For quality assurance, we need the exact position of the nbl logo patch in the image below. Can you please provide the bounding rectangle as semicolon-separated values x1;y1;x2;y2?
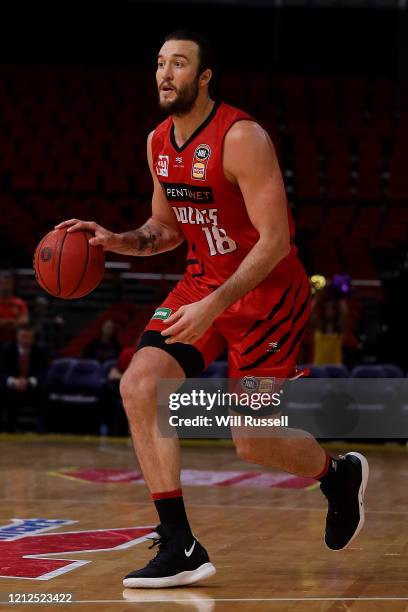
240;376;277;393
240;376;259;391
191;144;211;181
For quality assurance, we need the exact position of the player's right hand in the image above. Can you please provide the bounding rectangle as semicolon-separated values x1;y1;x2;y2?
54;219;119;251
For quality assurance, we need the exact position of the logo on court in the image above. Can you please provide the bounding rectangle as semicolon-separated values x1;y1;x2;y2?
0;518;153;580
152;307;172;321
156;155;169;177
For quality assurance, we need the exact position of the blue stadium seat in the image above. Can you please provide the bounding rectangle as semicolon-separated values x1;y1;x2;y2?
46;359;105;434
300;365;328;378
351;365;385;378
380;364;403;378
324;365;349;378
64;359;104;403
46;358;77;399
346;366;397;437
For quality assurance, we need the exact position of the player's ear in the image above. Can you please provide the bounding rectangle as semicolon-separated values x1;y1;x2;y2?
199;68;212;87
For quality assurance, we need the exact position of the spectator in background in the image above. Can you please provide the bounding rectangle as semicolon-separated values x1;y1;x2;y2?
31;296;65;357
0;271;29;344
311;279;349;366
0;323;48;432
100;346;135;436
83;319;121;363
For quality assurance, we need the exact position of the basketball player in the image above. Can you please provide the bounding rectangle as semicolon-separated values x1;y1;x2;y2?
56;31;369;588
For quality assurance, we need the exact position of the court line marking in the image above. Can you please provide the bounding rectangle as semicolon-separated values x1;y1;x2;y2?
92;597;408;601
47;470;94;484
1;432;408;454
47;468;319;490
2;597;408;604
2;499;408;516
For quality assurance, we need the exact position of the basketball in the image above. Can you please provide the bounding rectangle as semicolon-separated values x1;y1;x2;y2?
33;228;105;299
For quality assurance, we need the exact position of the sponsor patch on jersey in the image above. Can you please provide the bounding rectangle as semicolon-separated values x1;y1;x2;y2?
156;155;169;177
191;144;211;181
162;182;214;203
258;377;277;393
152;307;172;321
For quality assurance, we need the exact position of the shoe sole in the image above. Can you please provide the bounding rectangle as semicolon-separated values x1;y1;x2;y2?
326;451;369;551
122;562;216;589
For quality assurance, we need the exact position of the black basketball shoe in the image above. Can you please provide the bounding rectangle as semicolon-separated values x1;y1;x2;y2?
321;452;369;550
123;524;216;588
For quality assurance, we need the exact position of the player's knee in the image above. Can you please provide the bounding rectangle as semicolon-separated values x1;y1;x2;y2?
120;367;156;416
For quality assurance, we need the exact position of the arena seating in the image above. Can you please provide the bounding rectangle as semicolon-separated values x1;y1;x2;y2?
38;355;407;435
46;357;77;400
0;66;407;280
323;365;350;378
351;365;385;378
60;301;151;357
46;357;105;434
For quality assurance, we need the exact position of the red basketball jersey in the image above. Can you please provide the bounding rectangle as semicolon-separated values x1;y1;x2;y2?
151;101;297;287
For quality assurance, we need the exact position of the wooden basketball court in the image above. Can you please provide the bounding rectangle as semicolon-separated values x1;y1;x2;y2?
1;434;407;611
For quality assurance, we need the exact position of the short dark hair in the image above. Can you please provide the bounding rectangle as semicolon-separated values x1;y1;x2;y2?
164;30;216;76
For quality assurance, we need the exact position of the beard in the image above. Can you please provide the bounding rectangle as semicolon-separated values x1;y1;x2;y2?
158;75;200;116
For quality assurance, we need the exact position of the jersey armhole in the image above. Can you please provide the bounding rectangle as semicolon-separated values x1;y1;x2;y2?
221;117;258;186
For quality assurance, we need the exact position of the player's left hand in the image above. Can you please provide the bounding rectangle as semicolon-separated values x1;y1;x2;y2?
161;298;219;345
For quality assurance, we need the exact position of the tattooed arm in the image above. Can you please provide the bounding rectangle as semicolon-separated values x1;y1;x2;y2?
113;131;184;255
116;216;183;256
55;132;184;256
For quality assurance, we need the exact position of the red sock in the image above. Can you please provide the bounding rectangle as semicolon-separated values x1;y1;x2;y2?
151;488;182;501
314;452;332;480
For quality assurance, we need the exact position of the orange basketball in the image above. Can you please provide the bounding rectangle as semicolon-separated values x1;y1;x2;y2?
33;228;105;299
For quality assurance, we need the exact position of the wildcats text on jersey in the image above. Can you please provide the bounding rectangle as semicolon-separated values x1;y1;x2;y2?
172;206;218;225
